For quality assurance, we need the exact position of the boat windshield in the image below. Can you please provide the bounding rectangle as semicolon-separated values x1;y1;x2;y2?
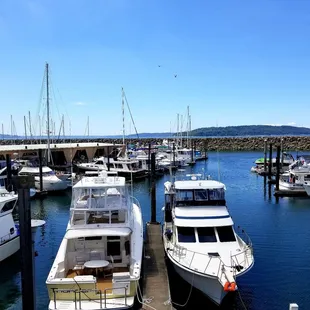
175;188;225;206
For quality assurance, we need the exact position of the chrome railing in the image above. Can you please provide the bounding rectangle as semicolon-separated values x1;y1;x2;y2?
166;235;253;282
51;286;128;309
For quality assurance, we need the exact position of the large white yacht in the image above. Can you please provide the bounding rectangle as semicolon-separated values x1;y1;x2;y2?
46;173;143;310
162;174;254;305
0;187;19;262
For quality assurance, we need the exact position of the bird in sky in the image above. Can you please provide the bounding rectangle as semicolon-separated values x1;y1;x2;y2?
174;74;177;78
158;65;161;67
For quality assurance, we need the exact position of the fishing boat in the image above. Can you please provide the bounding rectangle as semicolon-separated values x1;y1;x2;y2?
162;174;254;305
46;172;143;310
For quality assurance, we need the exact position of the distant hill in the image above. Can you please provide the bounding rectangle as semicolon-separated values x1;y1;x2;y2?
189;125;310;137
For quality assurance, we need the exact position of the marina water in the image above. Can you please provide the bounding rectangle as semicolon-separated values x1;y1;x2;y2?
1;151;310;310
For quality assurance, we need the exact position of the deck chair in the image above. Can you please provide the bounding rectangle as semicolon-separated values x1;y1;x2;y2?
73;256;85;275
90;251;102;260
104;255;114;278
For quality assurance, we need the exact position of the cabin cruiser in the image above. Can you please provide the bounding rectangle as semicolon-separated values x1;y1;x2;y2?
76;156;147;179
0;187;19;262
162;174;254;305
278;155;310;194
46;172;143;310
18;166;68;192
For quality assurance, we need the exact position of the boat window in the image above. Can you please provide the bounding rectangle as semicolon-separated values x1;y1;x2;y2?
209;188;225;200
85;236;102;241
176;190;193;201
216;226;236;242
1;200;16;213
177;227;196;242
125;240;130;255
197;227;217;242
107;236;121;256
194;189;208;201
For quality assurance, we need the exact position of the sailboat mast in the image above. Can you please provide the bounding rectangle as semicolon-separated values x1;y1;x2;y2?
122;88;125;145
24;116;27;139
1;123;4;140
46;62;51;164
187;106;189;147
28;111;33;143
87;116;90;142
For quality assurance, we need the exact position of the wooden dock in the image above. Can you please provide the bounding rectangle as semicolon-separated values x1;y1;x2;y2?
274;189;309;197
142;222;174;310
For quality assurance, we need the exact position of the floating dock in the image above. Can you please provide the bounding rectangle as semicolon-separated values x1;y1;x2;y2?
274;189;309;197
143;222;174;310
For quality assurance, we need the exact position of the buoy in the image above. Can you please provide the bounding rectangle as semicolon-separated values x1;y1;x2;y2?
224;281;237;292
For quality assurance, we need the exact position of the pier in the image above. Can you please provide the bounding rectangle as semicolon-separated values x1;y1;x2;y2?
143;222;173;310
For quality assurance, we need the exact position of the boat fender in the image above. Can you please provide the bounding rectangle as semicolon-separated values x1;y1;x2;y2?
224;281;237;292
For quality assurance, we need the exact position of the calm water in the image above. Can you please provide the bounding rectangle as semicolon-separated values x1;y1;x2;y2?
1;151;310;310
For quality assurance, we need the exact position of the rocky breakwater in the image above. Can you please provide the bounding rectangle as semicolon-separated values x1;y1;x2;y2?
1;136;310;151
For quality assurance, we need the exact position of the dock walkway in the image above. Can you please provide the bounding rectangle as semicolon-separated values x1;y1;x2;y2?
142;222;174;310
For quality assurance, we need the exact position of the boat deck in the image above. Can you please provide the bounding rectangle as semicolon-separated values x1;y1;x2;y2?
66;267;129;292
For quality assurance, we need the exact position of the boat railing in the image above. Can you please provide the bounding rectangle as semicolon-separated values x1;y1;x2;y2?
51;286;128;309
166;238;252;282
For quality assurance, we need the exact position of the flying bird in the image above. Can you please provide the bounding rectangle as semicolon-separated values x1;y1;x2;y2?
158;65;161;67
174;74;177;78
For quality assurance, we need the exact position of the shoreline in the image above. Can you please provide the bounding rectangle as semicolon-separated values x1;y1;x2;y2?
1;136;310;151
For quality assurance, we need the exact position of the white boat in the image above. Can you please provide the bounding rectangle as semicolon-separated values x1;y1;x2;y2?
77;156;147;179
0;187;19;262
46;172;143;310
19;166;68;192
278;155;310;194
162;174;254;305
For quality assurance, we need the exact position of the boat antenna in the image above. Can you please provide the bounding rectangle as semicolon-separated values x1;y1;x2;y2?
122;87;125;146
216;122;221;181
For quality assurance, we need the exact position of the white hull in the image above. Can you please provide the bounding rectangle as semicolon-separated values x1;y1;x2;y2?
279;182;305;193
34;177;67;191
0;236;20;262
304;184;310;196
171;258;226;305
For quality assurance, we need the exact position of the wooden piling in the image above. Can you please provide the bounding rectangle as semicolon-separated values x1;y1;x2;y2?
15;175;36;310
263;139;267;173
38;149;43;192
276;145;281;191
268;143;272;180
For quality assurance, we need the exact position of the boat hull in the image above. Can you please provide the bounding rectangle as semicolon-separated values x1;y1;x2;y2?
0;236;20;262
171;259;227;305
304;183;310;196
34;178;67;191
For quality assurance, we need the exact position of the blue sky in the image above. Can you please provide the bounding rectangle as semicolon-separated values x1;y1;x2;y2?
1;0;310;136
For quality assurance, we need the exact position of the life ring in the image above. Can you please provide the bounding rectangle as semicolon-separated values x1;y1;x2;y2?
224;281;237;292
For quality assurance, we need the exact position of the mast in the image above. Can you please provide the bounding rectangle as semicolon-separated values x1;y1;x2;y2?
122;87;125;145
24;116;27;139
1;123;4;140
180;114;183;148
28;111;32;143
87;116;90;142
10;115;13;144
46;62;51;164
187;106;189;148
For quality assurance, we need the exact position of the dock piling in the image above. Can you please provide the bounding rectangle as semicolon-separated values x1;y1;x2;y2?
263;139;267;173
275;145;281;191
5;154;12;191
268;143;272;180
15;175;36;310
150;153;156;223
38;149;43;192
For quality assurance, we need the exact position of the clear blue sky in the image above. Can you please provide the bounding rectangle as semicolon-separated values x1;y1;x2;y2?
1;0;310;136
